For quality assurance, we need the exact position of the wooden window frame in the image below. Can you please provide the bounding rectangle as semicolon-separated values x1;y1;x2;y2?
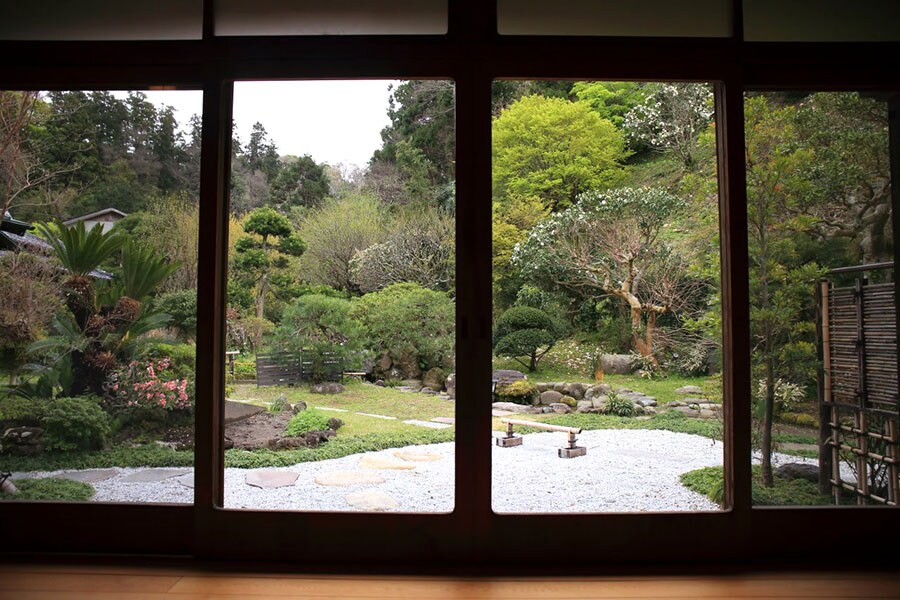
1;0;898;567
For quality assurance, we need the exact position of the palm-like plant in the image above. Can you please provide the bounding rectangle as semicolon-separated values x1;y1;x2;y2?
36;221;125;326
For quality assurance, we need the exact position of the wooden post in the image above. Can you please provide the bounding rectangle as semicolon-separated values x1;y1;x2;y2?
818;280;834;496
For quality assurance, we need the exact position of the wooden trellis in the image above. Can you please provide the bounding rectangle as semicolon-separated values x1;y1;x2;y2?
818;263;899;506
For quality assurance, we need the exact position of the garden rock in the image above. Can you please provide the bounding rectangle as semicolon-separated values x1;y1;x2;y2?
60;469;118;483
775;463;820;483
445;373;456;399
420;387;438;394
224;400;264;424
493;370;526;385
675;385;705;395
552;382;566;392
422;367;446;391
491;402;541;414
245;470;299;489
535;383;549;393
271;437;308;450
600;354;635;375
310;382;345;395
591;395;609;410
584;384;611;402
374;379;386;387
576;400;593;413
549;403;571;414
327;418;344;430
540;390;563;405
387;367;403;380
345;489;399;511
121;469;190;483
376;353;393;373
1;426;44;455
394;352;422;378
562;382;585;400
359;454;416;470
559;395;577;408
292;401;308;413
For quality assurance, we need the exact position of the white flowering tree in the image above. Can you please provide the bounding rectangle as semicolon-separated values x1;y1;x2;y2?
512;187;697;362
623;83;713;170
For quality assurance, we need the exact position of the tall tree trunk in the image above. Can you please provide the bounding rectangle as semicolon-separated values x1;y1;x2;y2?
256;272;267;319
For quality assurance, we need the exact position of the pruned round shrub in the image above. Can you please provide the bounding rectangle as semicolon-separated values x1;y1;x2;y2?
779;412;817;428
494;380;538;405
600;393;636;417
0;395;46;427
284;409;332;437
351;283;455;375
42;396;111;452
153;290;198;340
493;306;565;372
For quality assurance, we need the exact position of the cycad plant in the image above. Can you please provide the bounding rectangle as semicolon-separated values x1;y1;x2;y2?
36;221;125;327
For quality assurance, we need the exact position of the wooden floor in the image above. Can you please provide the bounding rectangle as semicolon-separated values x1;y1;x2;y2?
0;563;898;599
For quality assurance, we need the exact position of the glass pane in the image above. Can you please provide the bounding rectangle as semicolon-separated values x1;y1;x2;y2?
497;0;731;37
224;80;456;512
216;0;447;36
745;91;897;507
0;0;202;41
744;0;900;42
491;80;724;512
1;89;202;503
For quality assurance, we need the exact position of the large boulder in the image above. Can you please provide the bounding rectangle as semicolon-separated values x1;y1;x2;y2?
375;353;393;373
775;463;819;483
492;370;526;385
491;402;541;414
310;382;345;395
422;367;446;391
576;400;593;413
393;351;422;379
446;373;456;399
1;426;44;456
562;382;586;400
675;385;704;395
539;390;563;405
600;354;635;375
584;383;612;402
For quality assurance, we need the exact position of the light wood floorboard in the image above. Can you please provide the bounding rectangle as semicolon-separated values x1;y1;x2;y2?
0;564;897;599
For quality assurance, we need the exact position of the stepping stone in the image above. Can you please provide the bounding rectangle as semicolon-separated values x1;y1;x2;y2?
245;470;299;489
492;409;513;417
314;406;349;413
120;469;190;483
177;473;194;489
356;412;397;420
393;450;442;462
345;490;400;511
59;469;118;483
224;399;264;424
315;471;386;487
431;417;455;424
359;455;416;470
402;419;451;429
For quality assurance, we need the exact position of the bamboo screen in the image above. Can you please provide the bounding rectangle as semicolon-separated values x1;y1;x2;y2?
821;276;899;505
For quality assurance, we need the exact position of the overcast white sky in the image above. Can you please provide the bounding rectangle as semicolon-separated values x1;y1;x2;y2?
137;80;398;170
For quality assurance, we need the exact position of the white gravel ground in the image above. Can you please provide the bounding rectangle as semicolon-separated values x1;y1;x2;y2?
11;429;828;512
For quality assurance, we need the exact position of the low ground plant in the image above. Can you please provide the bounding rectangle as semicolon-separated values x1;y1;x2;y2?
0;477;95;501
284;409;332;436
680;465;834;506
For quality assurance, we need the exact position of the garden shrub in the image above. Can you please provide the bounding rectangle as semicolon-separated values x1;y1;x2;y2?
153;290;197;340
351;282;455;373
779;412;817;428
0;477;94;501
494;379;537;405
106;358;192;419
273;294;369;380
0;395;46;426
601;393;636;417
493;306;566;372
680;465;832;507
284;408;332;437
42;396;111;452
141;342;196;378
755;377;806;415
